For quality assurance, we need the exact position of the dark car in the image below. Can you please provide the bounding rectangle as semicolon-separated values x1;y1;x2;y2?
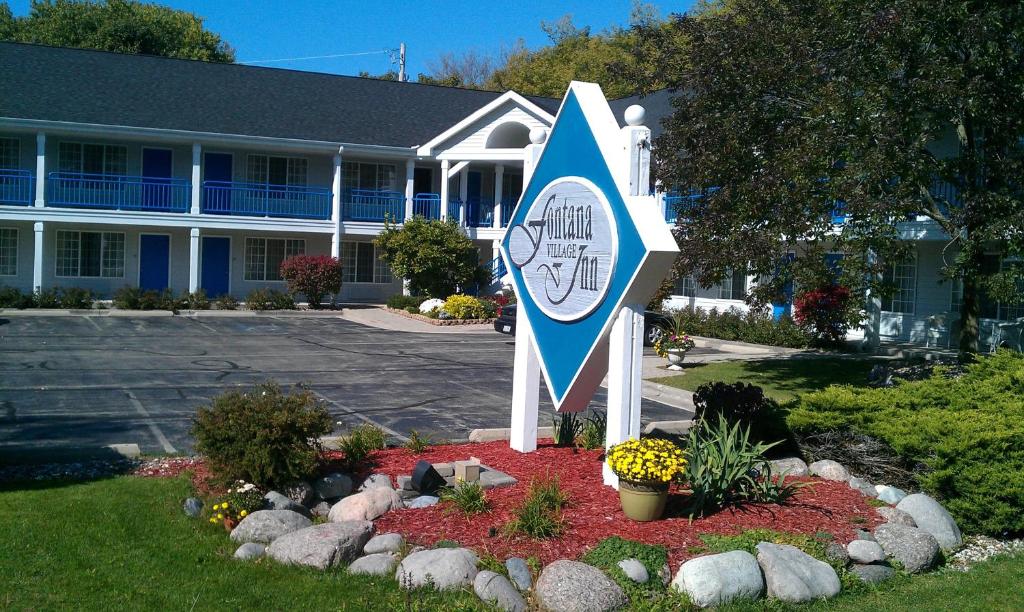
494;303;672;347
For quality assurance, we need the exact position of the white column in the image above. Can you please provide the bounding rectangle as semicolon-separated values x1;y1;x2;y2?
523;129;546;184
492;164;504;229
32;222;44;290
34;133;45;208
190;143;201;215
458;166;468;226
189;228;200;293
439;160;450;221
603;304;645;486
510;311;541;452
404;159;415;221
863;249;882;350
332;150;343;259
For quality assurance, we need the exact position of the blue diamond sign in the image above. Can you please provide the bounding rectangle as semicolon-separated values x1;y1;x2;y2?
500;82;679;413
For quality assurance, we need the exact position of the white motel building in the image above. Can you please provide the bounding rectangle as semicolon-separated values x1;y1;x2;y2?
0;42;1019;348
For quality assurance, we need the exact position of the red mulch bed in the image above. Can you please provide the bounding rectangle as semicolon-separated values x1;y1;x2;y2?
370;440;883;567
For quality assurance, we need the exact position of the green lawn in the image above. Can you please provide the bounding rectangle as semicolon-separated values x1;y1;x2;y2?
654;357;883;402
2;474;1022;611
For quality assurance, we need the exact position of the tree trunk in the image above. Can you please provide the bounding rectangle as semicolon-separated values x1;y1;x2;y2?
959;242;982;354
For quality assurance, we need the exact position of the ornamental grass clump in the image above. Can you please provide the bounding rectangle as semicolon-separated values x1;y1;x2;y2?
606;437;687;485
504;475;568;539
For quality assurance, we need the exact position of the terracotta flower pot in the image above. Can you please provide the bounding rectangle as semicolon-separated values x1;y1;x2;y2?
618;480;669;522
222;516;238;532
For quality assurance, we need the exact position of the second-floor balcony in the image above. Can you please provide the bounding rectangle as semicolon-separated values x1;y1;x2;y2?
48;172;191;213
412;193;442;220
0;169;33;206
343;188;404;222
203;181;332;220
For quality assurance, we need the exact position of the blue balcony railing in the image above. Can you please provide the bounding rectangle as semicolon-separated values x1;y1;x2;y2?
500;198;517;227
488;256;507;282
0;169;33;206
203;181;331;220
466;197;495;228
447;198;463;222
412;193;441;219
48;172;190;212
344;188;403;222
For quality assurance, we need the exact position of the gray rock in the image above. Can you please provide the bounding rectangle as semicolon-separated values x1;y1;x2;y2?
396;547;479;590
617;558;649;583
479;467;518;489
535;560;627;612
264;490;312;518
359;473;394;491
896;493;963;550
809;460;850;481
314;472;353;500
877;506;917;527
824;542;849;567
873;524;941;573
671;550;764;608
847;540;886;564
756;542;841;603
364;532;404;555
658;563;671;586
856;529;876;542
349;552;399;576
183;497;203;518
233;542;266;561
474;570;528;612
848;476;878;497
769;457;809;477
431;463;455;477
267;521;374;570
505;557;532;591
850;564;895;584
396;475;414;491
329;488;403;522
311;501;332;518
283;481;315;506
405;495;440;509
875;485;908;505
230;509;312;544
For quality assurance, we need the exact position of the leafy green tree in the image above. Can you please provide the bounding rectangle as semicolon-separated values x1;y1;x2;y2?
374;217;487;299
642;0;1024;353
1;0;233;62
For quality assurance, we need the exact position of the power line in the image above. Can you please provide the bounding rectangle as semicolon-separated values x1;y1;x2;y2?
238;49;390;65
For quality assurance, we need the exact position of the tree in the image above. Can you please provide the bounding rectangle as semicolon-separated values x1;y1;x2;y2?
418;49;496;89
374;217;487;299
1;0;233;62
642;0;1024;353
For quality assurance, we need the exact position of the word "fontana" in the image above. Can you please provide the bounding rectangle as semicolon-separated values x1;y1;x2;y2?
545;200;593;241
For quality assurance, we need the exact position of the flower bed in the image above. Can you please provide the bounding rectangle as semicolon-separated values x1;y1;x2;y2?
385;307;495;326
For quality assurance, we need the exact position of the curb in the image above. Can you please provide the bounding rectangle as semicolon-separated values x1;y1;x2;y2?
0;442;141;465
468;426;555;443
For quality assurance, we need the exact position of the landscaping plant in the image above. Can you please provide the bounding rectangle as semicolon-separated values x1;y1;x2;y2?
666;306;810;348
191;382;333;488
692;381;790;447
440;480;489;516
33;287;61;308
181;289;210;310
0;286;33;308
245;288;295;311
578;410;607;450
793;284;858;346
404;429;430;454
386;294;428;310
551;411;581;447
214;293;239;310
337;424;387;469
57;286;94;309
374;216;488;298
606;437;687;485
279;255;342;309
503;475;568;539
441;294;490;320
208;480;264;528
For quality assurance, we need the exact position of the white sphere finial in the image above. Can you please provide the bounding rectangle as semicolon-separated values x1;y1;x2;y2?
529;127;548;145
624;104;646;127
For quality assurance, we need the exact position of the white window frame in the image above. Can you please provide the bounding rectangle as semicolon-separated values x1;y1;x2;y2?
882;255;918;314
0;227;17;276
342;241;393;284
245;154;308;187
342;161;398;192
57;141;128;175
674;274;696;298
243;237;305;282
719;268;746;300
54;230;125;278
0;137;19;170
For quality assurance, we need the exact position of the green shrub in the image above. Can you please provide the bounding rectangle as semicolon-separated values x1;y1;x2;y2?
582;537;669;599
58;287;94;309
0;286;33;308
666;306;810;348
279;255;342;309
181;289;210;310
440;480;489;515
404;305;418;314
245;288;295;311
503;476;567;539
191;382;333;487
578;410;607;450
552;412;581;447
442;294;489;319
112;286;142;309
692;381;790;448
337;424;387;468
404;429;430;454
386;294;428;310
788;350;1024;536
214;293;239;310
34;288;61;308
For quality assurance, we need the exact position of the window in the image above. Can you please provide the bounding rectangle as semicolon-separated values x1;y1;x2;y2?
954;257;1024;320
58;142;127;175
246;155;308;186
0;138;18;170
342;161;397;192
244;237;305;281
882;256;917;314
342;242;393;283
0;228;17;275
674;274;696;298
55;230;124;277
719;269;746;300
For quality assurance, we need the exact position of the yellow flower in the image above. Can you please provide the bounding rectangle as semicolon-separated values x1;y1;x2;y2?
240;510;247;517
209;517;216;523
217;513;223;519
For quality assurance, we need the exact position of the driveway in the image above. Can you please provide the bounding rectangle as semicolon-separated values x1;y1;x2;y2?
0;313;696;458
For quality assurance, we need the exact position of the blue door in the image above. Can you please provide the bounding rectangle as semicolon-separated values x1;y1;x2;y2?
203;153;233;214
467;171;483;225
772;253;796;320
201;236;230;297
142;148;173;211
139;234;170;291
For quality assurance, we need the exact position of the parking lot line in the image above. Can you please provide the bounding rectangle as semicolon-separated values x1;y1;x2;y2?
311;390;410;444
123;388;178;454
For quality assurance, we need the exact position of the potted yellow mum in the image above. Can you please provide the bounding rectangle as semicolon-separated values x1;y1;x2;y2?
606;437;687;521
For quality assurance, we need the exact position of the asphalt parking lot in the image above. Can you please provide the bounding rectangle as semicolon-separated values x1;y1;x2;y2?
0;313;696;458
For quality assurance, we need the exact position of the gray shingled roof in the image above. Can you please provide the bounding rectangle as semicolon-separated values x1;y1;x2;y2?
609;88;676;140
0;41;562;148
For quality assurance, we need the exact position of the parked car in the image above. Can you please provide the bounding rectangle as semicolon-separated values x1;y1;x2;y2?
494;303;672;348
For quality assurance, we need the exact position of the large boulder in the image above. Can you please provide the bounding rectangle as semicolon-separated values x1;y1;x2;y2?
233;542;266;561
349;552;400;576
755;542;841;604
896;494;963;550
849;564;895;585
358;473;395;491
877;506;917;527
396;548;479;590
768;457;809;478
314;472;353;500
264;490;312;518
267;521;374;570
474;570;528;612
671;550;764;608
329;488;403;522
808;460;850;481
873;524;941;573
875;485;908;505
847;540;885;564
848;477;878;497
535;560;627;612
229;509;311;544
364;533;404;555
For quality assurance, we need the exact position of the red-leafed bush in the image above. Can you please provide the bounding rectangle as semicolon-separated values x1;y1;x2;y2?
793;284;856;345
280;255;343;309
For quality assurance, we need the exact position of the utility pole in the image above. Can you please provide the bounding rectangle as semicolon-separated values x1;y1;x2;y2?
398;42;406;82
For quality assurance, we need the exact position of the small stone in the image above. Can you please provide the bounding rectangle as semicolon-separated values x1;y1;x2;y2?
405;495;440;509
474;570;528;612
850;563;895;584
358;473;394;491
431;462;455;478
311;501;332;518
756;542;841;603
896;493;963;550
396;547;479;590
479;467;518;490
875;485;908;505
505;557;532;591
396;475;414;491
183;497;203;518
233;542;266;561
848;476;878;497
617;558;649;583
329;488;403;522
267;521;374;570
536;560;627;612
809;460;850;481
349;552;399;576
768;457;809;477
364;533;404;555
847;540;886;564
824;542;849;567
877;506;917;527
672;550;764;608
314;473;353;500
264;490;312;518
873;524;941;574
230;509;312;544
283;481;315;506
856;529;876;542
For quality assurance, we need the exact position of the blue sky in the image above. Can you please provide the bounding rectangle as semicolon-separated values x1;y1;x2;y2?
9;1;696;77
